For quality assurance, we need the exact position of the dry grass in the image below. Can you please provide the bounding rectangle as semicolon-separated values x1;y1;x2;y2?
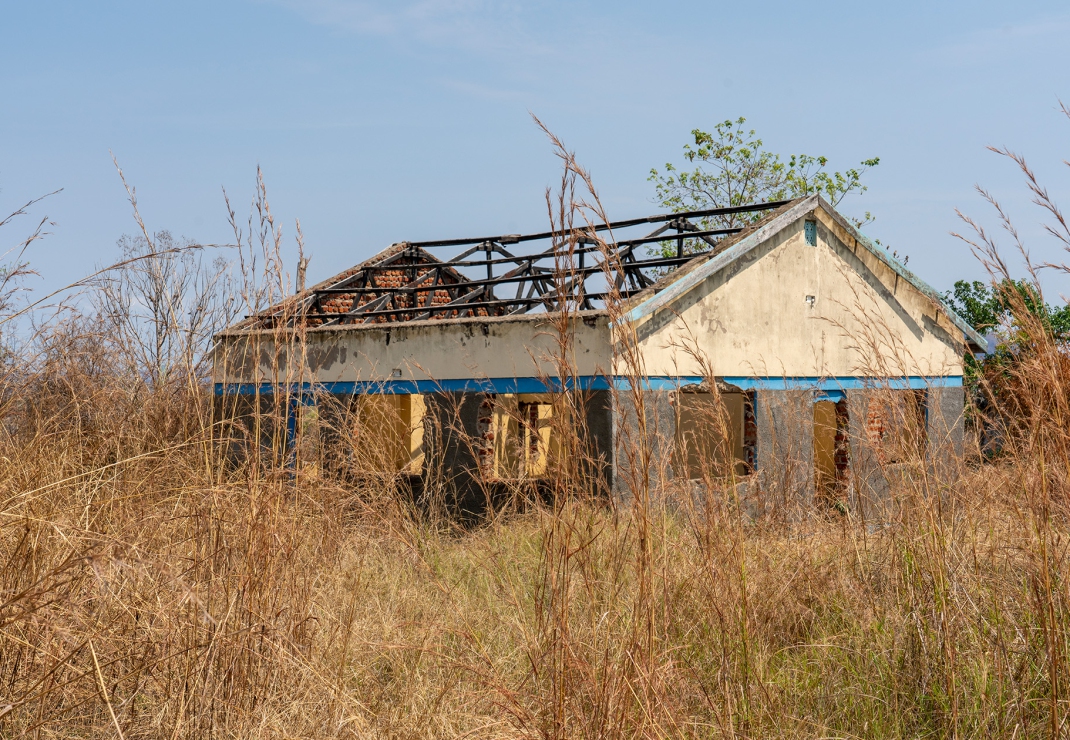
3;134;1070;739
3;428;1068;739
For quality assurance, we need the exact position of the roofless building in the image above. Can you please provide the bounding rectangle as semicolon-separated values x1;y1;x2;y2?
213;195;983;516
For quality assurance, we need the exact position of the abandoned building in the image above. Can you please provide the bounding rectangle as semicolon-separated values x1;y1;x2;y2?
213;194;985;515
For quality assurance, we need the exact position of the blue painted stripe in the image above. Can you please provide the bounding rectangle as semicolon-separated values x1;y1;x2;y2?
640;375;963;391
215;376;614;396
215;375;962;396
778;375;959;390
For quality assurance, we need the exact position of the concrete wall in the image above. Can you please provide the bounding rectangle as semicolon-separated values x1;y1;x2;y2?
753;389;815;515
846;386;966;522
927;386;965;482
845;389;892;521
213;391;285;467
626;204;964;380
421;391;488;517
611;389;675;501
581;389;615;495
214;311;613;387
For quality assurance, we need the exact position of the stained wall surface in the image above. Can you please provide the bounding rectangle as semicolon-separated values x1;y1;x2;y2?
215;312;613;387
216;204;966;389
625;204;965;380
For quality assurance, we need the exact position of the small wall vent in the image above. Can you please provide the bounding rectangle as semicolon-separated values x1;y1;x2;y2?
804;220;817;246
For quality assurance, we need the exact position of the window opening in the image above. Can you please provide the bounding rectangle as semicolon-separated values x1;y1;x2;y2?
866;389;927;465
675;390;750;480
293;395;322;473
833;399;850;485
351;393;426;474
480;394;558;480
743;390;758;474
476;395;496;476
814;398;850;501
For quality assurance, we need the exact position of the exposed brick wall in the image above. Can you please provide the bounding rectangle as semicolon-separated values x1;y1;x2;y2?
742;390;757;473
305;246;503;325
866;400;888;464
834;399;850;484
865;390;927;465
476;396;495;475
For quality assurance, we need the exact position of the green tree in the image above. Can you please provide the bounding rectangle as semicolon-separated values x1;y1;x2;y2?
649;117;879;256
944;278;1070;430
944;278;1070;345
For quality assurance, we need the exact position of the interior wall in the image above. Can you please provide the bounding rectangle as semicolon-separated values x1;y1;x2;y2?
328;393;426;474
482;393;559;480
813;400;838;492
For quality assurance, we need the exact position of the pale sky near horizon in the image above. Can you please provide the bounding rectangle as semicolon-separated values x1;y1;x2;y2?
2;1;1070;307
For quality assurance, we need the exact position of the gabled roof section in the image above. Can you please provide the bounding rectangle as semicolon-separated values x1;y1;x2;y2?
234;199;791;329
621;195;986;351
231;195;982;350
239;244;485;329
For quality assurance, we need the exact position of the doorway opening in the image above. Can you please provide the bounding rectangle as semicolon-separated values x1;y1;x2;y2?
814;397;849;502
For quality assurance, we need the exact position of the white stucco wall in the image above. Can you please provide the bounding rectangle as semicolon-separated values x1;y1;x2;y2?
215;311;614;385
625;204;964;379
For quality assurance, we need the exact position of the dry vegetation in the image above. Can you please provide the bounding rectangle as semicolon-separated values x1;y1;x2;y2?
3;135;1070;739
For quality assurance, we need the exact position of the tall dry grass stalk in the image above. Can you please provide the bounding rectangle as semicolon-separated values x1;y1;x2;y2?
2;124;1070;739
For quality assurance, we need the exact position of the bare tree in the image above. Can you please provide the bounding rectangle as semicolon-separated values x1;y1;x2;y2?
93;231;238;389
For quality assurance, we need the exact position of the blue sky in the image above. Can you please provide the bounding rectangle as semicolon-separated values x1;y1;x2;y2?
2;1;1070;302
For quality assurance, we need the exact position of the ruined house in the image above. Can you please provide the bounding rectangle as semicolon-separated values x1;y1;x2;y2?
213;194;984;515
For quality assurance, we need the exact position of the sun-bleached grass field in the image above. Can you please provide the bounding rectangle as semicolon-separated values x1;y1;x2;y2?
3;134;1070;739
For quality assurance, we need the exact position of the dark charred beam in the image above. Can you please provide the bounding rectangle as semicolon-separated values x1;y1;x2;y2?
301;294;626;322
405;285;489;323
441;226;737;268
408;200;785;248
253;200;792;327
320;246;415;293
303;227;728;302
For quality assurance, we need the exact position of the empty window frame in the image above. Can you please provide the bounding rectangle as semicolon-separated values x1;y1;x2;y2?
348;393;426;474
477;393;560;479
674;390;750;479
866;389;927;465
291;395;322;471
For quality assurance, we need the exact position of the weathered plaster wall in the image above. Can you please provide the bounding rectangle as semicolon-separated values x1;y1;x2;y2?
217;204;964;389
215;312;613;386
754;389;815;513
611;389;675;501
627;205;964;380
927;387;965;482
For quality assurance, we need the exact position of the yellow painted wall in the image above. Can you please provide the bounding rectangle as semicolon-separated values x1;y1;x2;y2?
813;400;837;493
487;393;557;479
349;394;425;474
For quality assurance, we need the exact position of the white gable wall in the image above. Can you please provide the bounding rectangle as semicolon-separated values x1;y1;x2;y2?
625;205;964;380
